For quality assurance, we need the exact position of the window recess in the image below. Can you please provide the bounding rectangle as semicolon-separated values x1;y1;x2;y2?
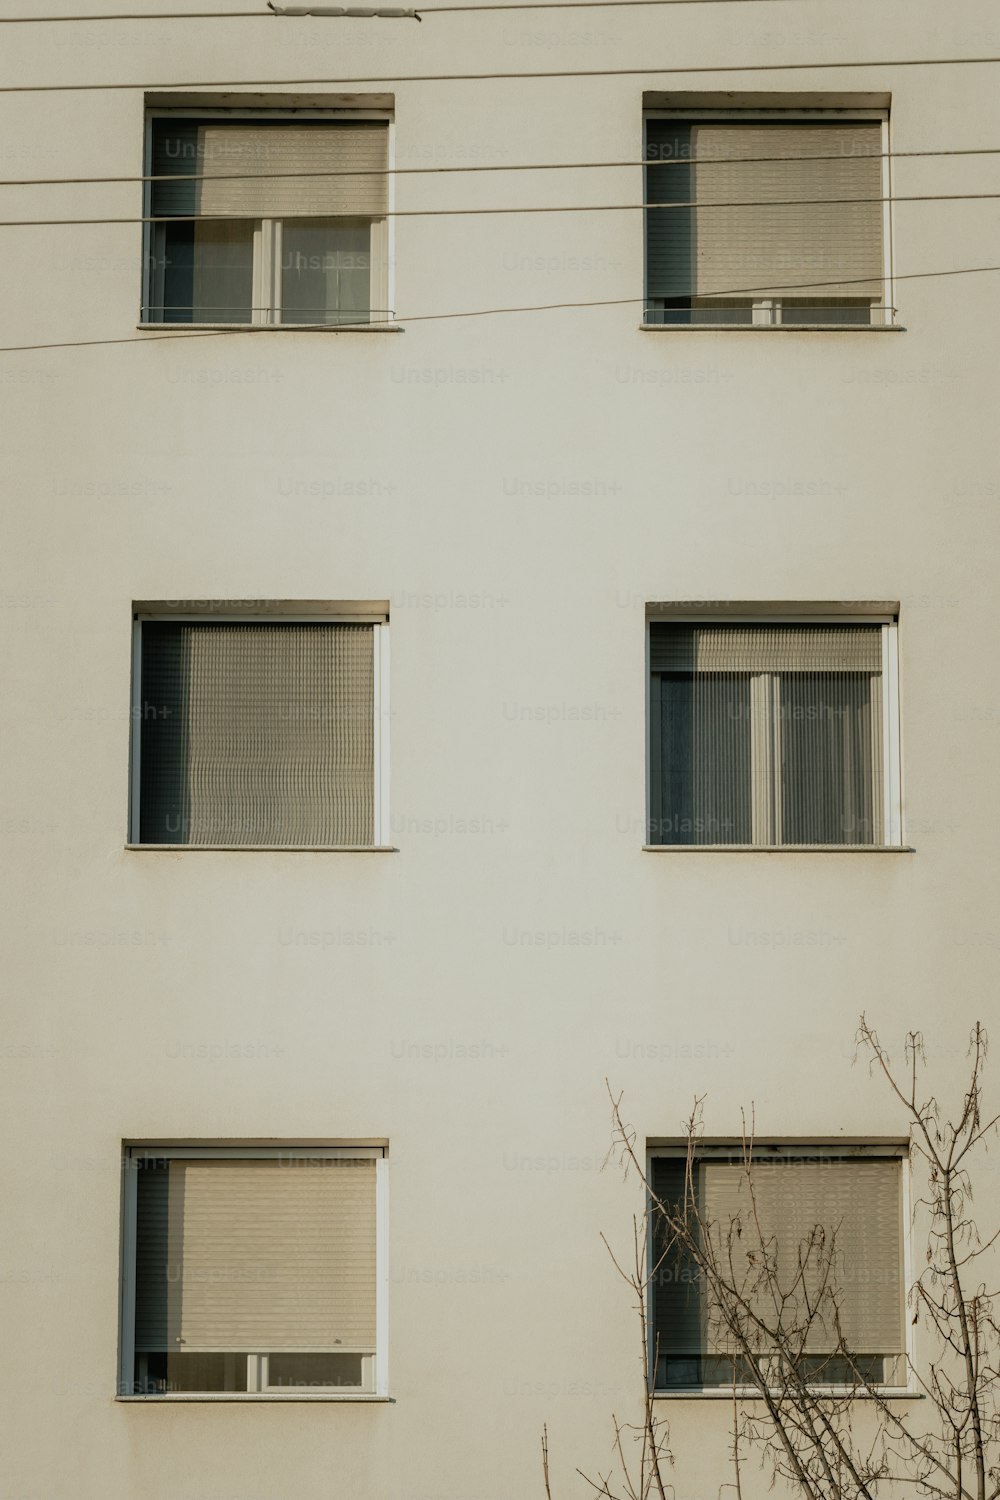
647;620;901;847
130;613;389;848
644;116;891;327
649;1149;907;1393
144;117;391;326
121;1148;386;1397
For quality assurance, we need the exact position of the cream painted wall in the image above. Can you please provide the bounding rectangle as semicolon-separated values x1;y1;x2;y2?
2;3;1000;1497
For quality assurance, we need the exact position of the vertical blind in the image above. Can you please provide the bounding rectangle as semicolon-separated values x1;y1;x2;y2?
650;624;884;846
151;120;389;219
645;120;884;302
134;1158;378;1354
139;621;375;846
651;1157;903;1361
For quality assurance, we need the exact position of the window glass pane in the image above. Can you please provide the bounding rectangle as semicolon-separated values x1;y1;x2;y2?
137;1352;250;1394
780;300;873;326
657;1354;754;1389
156;219;255;324
155;221;194;324
646;298;755;326
796;1354;891;1386
691;299;755;325
644;297;690;326
280;218;372;325
192;220;255;323
779;672;876;844
657;673;752;844
267;1352;366;1389
656;1353;892;1390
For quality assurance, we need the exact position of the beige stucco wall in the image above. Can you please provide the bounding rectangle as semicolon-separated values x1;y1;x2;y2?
3;4;1000;1497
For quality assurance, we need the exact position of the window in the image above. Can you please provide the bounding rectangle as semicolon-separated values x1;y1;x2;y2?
120;1147;386;1397
647;617;901;847
145;114;390;325
644;111;890;326
649;1148;906;1391
130;608;389;847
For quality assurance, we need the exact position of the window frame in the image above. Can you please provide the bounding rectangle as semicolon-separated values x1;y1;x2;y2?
645;1142;913;1397
128;607;391;849
642;106;894;329
118;1144;389;1401
141;106;394;328
645;612;903;849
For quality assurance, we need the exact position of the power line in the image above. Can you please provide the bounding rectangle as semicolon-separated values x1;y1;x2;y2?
1;260;998;353
4;144;999;190
400;0;861;9
4;190;1000;226
0;8;267;17
0;0;888;21
1;56;999;93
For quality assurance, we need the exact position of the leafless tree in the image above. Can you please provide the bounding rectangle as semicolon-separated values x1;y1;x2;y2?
859;1018;1000;1500
545;1018;1000;1500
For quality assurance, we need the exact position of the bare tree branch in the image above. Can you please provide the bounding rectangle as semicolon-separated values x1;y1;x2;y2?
545;1019;999;1500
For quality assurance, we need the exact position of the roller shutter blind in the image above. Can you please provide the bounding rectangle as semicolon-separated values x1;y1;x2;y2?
652;1157;903;1362
702;1159;903;1355
650;624;882;673
646;120;884;302
134;1158;378;1354
151;121;389;219
138;621;375;847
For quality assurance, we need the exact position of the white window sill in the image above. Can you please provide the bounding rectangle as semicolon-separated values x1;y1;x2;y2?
125;844;398;853
642;844;913;854
654;1388;922;1401
640;323;904;334
117;1393;393;1403
137;322;404;334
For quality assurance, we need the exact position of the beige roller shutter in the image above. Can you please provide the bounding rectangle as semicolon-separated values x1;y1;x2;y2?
139;621;375;847
144;1158;379;1354
689;122;884;301
197;123;388;217
700;1157;903;1356
650;624;883;674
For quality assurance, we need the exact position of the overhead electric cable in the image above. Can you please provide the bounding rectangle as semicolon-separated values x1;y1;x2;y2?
1;260;999;353
0;0;899;21
1;55;999;94
3;144;999;189
4;189;1000;226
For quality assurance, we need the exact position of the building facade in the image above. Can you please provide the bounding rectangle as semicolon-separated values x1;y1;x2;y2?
3;3;1000;1497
